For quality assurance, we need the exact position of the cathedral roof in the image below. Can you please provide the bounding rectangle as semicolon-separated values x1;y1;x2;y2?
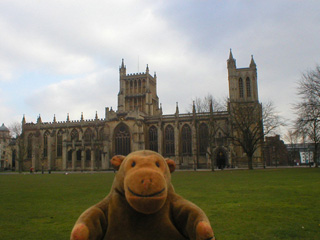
0;123;9;132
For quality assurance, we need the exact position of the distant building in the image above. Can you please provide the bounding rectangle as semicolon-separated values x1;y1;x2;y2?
286;142;317;166
0;123;11;170
264;135;289;166
11;51;263;171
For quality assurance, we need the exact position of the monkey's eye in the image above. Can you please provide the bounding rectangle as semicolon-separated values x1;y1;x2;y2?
156;161;160;168
131;161;136;167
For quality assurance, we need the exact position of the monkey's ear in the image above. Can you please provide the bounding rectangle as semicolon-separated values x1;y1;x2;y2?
165;158;176;173
111;155;125;170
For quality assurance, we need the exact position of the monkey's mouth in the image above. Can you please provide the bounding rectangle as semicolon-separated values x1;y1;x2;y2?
128;187;165;198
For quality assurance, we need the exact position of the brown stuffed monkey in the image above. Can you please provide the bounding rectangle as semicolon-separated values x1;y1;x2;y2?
70;150;215;240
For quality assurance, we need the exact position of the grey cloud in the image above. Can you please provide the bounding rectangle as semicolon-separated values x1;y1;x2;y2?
0;0;320;132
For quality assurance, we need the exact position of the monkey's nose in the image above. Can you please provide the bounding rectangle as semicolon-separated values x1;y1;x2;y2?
141;178;153;190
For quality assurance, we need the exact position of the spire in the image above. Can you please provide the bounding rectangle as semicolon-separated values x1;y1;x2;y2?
227;48;236;69
229;48;234;60
37;114;42;124
175;102;179;115
192;101;196;114
95;111;98;120
67;113;70;122
250;55;256;69
53;114;56;123
146;64;149;74
22;114;26;125
121;58;125;69
81;112;84;121
119;58;126;75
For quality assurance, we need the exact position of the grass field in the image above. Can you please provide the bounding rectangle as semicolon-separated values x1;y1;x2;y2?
0;168;319;240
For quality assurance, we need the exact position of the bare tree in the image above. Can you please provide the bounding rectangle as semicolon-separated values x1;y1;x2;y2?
190;94;227;171
283;129;299;166
226;101;283;170
9;122;27;173
9;122;22;138
190;94;283;170
294;65;320;167
294;66;320;167
190;94;226;113
206;109;227;171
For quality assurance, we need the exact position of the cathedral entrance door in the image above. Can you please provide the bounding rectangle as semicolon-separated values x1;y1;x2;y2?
217;151;226;169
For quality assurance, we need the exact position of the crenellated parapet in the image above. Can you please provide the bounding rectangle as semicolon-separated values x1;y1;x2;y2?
23;117;106;131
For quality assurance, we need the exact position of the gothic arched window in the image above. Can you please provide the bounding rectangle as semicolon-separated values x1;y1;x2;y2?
246;77;251;97
199;123;208;155
67;150;72;168
95;149;102;169
239;78;244;98
27;133;33;159
71;129;79;141
99;128;105;141
164;125;175;156
67;150;72;162
130;81;133;94
84;128;93;142
138;79;142;93
76;149;81;168
148;126;158;152
85;149;91;168
57;130;63;157
43;131;50;158
134;80;137;93
181;124;192;156
86;149;91;161
114;124;131;155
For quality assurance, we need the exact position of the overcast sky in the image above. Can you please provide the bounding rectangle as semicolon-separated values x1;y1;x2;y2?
1;0;320;133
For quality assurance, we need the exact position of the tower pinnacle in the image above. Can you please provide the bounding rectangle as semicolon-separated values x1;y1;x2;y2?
250;55;256;69
227;49;236;69
22;114;26;125
229;48;234;60
175;102;179;115
121;58;125;69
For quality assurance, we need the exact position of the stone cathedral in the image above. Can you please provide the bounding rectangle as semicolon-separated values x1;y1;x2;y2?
16;51;263;171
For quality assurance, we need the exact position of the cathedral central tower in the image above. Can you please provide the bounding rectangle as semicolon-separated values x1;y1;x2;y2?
117;59;160;116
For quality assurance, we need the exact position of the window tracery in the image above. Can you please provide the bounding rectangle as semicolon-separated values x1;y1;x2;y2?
246;77;251;97
164;125;174;156
115;124;131;155
148;126;158;152
239;78;244;98
181;125;192;156
199;123;208;155
57;130;63;157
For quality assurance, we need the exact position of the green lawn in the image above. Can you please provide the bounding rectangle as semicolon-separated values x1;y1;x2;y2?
0;168;319;239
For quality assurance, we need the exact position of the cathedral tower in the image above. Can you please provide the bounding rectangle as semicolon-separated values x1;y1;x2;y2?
227;49;258;103
117;59;160;116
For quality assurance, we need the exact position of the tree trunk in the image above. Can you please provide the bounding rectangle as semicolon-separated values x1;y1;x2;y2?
314;146;319;168
210;154;215;172
248;155;253;170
